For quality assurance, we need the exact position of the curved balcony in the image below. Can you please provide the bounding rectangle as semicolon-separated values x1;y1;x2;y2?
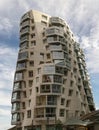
50;17;65;27
46;27;64;37
20;27;30;36
21;13;30;23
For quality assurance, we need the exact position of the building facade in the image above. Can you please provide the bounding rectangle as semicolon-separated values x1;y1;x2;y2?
11;10;95;130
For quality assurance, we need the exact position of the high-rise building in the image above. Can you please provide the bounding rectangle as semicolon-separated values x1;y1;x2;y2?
11;10;95;130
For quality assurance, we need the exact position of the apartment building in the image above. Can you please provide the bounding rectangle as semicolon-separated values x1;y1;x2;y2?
11;10;95;130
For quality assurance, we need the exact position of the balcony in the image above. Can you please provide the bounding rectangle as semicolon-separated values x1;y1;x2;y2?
18;52;28;62
16;62;26;71
50;17;65;26
21;13;30;22
20;35;29;43
13;82;22;91
20;27;30;36
20;20;30;28
46;27;64;37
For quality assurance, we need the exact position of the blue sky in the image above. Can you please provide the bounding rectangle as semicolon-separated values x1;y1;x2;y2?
0;0;99;129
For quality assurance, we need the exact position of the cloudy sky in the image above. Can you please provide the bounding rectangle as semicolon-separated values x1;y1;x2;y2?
0;0;99;129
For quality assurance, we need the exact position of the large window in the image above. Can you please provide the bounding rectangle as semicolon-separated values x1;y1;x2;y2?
53;75;62;83
12;102;20;111
18;52;28;59
52;84;61;93
17;62;26;69
12;92;20;100
13;82;21;90
41;85;50;93
47;95;57;105
60;109;65;117
15;72;23;81
12;113;20;122
46;108;56;117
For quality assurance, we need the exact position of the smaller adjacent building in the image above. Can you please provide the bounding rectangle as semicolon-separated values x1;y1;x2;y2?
63;110;99;130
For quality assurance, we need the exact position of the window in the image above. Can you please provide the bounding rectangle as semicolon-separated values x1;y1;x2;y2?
41;21;47;26
12;92;20;100
22;102;25;109
46;53;50;59
61;98;65;105
30;52;34;56
38;68;41;74
32;26;35;30
47;96;57;105
66;100;71;107
13;82;21;90
29;80;33;87
36;77;39;83
18;52;28;59
68;90;73;96
40;53;44;60
62;87;65;94
28;100;31;107
17;62;26;69
29;89;32;95
60;109;65;117
15;72;23;81
23;91;26;98
70;80;74;87
31;40;36;46
27;110;31;118
41;85;50;93
52;84;61;93
29;71;33;77
31;33;35;38
29;61;34;66
36;87;39;93
42;15;47;20
12;102;20;111
46;108;56;117
12;113;20;122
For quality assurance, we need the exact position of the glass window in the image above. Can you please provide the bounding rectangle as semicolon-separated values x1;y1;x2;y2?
17;62;26;69
66;100;71;107
42;75;53;82
15;72;23;81
53;75;62;83
52;84;61;93
41;85;50;93
61;98;65;105
12;92;20;100
27;110;31;118
13;82;21;90
18;52;28;59
29;61;34;66
46;108;56;117
29;80;33;87
47;95;57;105
68;90;73;96
60;109;65;117
29;71;33;77
12;102;20;111
42;15;47;20
41;21;47;26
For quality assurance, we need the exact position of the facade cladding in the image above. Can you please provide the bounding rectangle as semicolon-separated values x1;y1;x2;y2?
11;10;95;130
